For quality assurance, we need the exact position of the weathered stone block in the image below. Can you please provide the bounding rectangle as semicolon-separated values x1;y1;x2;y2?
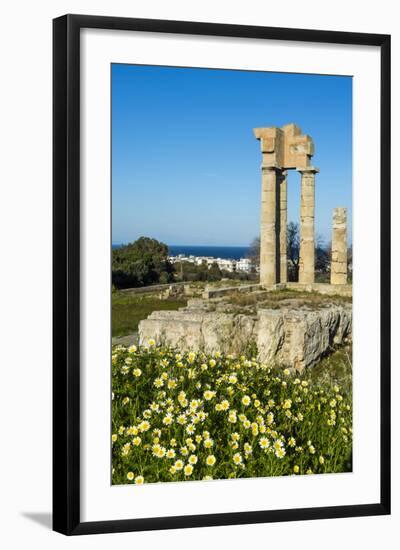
138;302;352;372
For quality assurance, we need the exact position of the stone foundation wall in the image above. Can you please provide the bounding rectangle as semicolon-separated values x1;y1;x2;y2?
202;284;261;299
138;302;352;372
285;282;352;297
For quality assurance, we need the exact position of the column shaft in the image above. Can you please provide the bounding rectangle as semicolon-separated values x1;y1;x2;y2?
331;207;348;285
260;166;279;285
279;171;288;283
299;168;317;284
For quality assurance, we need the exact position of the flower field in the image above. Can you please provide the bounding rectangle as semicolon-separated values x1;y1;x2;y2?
112;341;352;485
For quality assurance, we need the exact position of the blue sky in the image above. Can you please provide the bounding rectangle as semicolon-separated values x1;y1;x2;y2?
112;64;352;246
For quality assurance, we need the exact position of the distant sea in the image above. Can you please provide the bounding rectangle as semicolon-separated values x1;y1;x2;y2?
112;244;250;260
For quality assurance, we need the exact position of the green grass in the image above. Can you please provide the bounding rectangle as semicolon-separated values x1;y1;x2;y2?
226;288;351;310
112;293;187;337
306;343;352;396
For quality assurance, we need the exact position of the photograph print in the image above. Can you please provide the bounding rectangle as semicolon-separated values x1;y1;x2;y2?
111;64;353;486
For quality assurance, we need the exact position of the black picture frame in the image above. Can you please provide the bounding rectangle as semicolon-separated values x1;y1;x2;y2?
53;14;391;535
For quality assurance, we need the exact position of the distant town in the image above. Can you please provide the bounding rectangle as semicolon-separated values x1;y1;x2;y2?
168;254;257;273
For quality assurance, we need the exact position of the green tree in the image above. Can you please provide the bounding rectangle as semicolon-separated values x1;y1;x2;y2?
112;237;175;289
287;221;300;281
207;262;222;281
247;236;260;267
315;233;330;275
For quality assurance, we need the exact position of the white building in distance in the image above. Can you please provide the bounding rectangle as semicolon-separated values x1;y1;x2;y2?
168;254;252;274
236;258;252;272
169;255;235;271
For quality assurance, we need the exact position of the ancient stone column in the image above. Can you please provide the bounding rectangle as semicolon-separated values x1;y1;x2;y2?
331;207;348;285
260;166;279;285
279;171;288;283
298;167;318;284
254;124;315;286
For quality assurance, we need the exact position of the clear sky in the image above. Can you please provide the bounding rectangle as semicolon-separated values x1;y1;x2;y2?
112;64;352;247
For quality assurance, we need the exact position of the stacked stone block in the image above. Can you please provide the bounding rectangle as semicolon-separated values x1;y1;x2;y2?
331;207;348;285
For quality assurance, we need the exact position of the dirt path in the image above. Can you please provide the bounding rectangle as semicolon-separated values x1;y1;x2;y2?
112;332;138;347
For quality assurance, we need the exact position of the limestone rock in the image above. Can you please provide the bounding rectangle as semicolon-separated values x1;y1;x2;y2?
138;302;352;372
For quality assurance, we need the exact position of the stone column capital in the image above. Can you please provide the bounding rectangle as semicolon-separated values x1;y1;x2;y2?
261;164;283;172
297;166;319;174
333;206;347;219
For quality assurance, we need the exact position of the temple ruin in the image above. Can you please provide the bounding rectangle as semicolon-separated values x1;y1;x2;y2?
253;123;348;286
137;122;352;370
